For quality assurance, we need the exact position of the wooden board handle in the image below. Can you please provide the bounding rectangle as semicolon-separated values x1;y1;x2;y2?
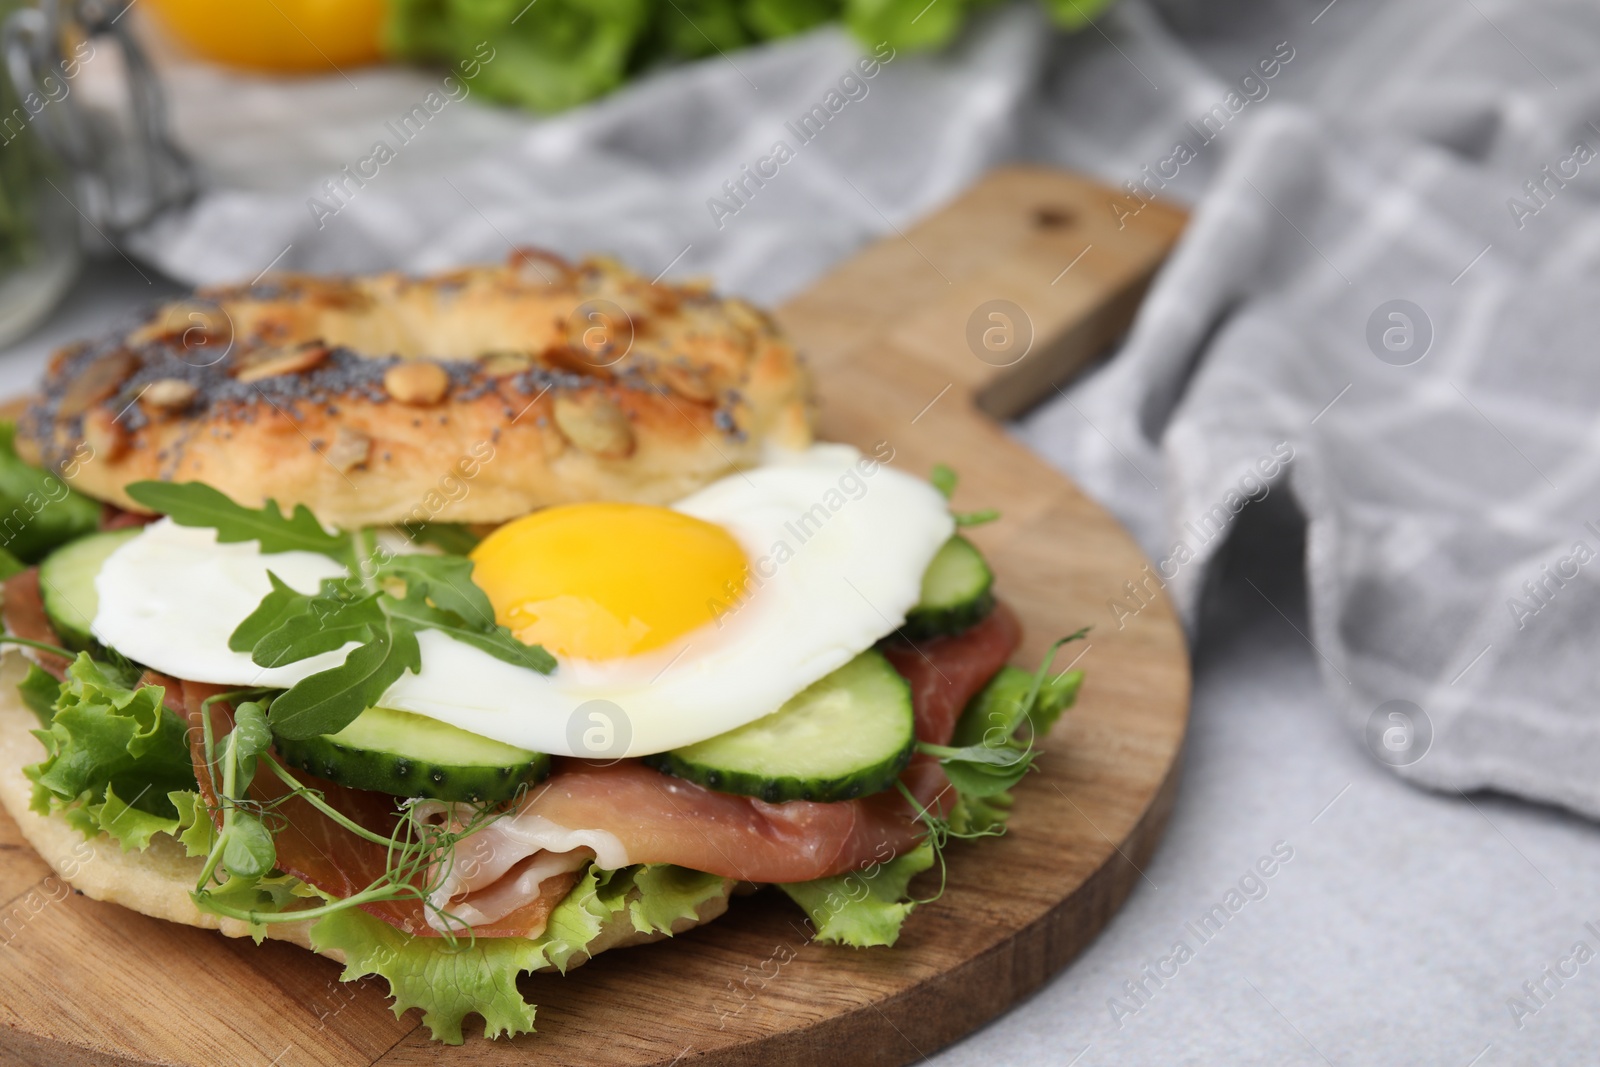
779;166;1187;420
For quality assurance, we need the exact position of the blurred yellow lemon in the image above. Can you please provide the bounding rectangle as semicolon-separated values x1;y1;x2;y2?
145;0;386;72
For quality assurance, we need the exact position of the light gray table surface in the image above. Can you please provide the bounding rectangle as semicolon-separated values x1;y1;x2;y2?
4;259;1597;1066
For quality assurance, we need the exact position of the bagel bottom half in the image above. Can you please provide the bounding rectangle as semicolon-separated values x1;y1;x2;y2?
0;654;733;974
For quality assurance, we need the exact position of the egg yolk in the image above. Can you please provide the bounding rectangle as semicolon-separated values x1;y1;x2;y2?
469;503;748;661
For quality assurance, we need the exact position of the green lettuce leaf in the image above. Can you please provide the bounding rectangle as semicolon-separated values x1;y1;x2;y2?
64;782;183;851
625;864;728;934
381;0;1118;115
648;0;749;59
169;788;218;857
947;786;1014;837
948;664;1082;749
310;863;728;1044
934;660;1084;834
17;662;60;726
779;841;934;948
312;906;551;1045
62;784;214;855
26;654;198;847
845;0;966;52
385;0;652;114
0;422;100;563
741;0;841;39
1042;0;1114;29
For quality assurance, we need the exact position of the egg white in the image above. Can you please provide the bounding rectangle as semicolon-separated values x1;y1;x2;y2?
91;522;355;687
90;444;954;757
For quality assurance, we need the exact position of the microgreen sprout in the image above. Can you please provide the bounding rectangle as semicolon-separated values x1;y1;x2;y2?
187;692;515;944
903;627;1090;901
927;463;1001;526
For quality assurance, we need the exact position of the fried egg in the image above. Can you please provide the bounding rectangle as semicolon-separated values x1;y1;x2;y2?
91;444;953;757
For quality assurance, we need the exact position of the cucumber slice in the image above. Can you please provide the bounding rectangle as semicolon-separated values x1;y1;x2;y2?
37;528;142;650
272;706;551;804
645;650;914;803
902;534;994;640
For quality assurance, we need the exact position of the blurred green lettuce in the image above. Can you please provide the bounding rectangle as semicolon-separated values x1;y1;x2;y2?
384;0;1116;112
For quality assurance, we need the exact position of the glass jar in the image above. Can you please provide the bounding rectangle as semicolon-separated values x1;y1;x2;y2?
0;0;192;346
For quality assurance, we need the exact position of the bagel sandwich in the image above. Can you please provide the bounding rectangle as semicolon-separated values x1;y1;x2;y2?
0;253;1082;1045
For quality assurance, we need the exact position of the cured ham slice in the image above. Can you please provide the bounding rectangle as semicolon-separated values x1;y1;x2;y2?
2;570;72;679
99;503;159;531
431;606;1022;922
178;680;578;939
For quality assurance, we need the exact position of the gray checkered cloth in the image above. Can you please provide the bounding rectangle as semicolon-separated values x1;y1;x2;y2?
126;0;1600;816
1024;0;1600;821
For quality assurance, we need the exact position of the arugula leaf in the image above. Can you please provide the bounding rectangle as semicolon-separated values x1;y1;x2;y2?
780;841;935;947
25;654;198;841
251;585;549;736
228;572;326;653
126;481;350;561
382;589;556;675
268;628;421;740
436;624;559;676
139;478;557;735
249;588;384;668
399;522;482;555
238;554;552;737
954;508;1000;528
309;863;729;1044
377;553;498;629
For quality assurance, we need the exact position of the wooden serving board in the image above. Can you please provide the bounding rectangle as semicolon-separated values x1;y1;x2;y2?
0;166;1189;1067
